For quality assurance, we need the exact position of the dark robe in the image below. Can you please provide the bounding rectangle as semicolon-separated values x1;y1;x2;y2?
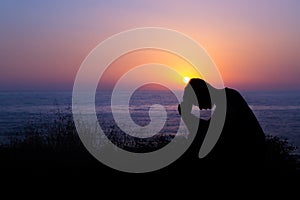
172;88;266;176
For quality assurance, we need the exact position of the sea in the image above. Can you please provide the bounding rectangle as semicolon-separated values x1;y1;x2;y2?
0;90;300;154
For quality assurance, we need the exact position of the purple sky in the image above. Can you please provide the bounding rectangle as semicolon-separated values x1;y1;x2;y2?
1;0;300;90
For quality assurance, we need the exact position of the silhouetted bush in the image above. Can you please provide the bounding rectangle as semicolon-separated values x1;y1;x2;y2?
265;135;299;176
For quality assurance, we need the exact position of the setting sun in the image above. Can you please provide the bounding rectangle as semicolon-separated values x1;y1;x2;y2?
183;77;190;84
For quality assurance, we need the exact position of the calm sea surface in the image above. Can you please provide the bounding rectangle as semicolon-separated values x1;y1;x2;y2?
0;90;299;154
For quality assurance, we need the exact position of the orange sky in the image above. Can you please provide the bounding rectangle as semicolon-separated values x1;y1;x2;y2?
98;49;202;91
0;1;299;90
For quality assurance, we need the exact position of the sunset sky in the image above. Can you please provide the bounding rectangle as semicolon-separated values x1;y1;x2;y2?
1;0;300;90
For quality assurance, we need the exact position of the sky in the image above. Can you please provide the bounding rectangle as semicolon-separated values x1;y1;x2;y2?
0;0;300;91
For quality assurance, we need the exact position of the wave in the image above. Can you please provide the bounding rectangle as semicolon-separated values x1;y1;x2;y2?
249;105;300;111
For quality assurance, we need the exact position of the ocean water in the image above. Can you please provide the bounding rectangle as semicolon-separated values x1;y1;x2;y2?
0;90;299;154
241;90;300;151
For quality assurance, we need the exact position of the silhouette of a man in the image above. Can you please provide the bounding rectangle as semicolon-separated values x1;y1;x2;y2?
178;78;266;172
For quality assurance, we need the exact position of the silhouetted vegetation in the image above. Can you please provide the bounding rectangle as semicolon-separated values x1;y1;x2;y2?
265;135;299;176
0;108;299;180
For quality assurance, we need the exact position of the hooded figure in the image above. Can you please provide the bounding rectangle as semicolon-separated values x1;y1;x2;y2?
178;78;266;173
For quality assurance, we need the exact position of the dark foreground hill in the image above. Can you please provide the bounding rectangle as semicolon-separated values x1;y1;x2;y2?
0;110;299;190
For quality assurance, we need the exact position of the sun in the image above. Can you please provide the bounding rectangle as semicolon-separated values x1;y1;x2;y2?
183;76;190;84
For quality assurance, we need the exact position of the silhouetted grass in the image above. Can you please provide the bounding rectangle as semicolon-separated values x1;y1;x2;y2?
0;107;299;180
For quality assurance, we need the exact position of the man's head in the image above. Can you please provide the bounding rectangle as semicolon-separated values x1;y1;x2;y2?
183;78;213;110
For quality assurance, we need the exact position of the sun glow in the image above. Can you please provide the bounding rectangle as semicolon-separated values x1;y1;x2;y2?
183;76;190;84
